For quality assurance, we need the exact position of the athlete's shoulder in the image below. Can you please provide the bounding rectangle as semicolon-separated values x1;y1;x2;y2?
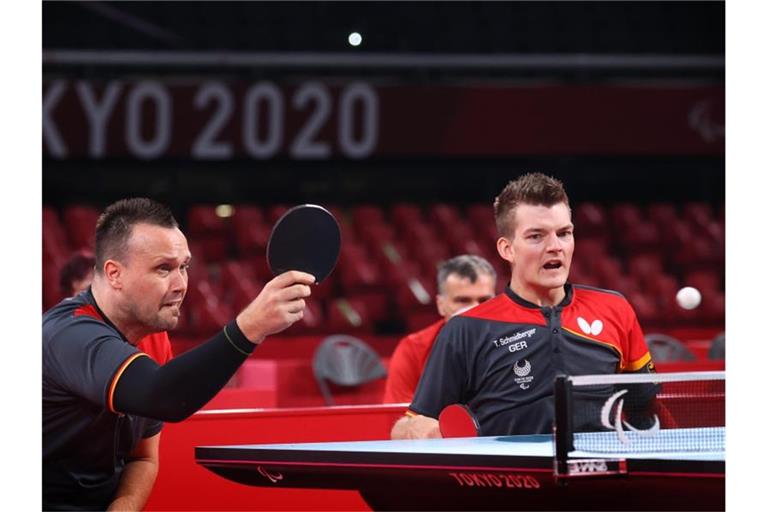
43;294;114;347
401;318;446;347
456;293;509;319
457;293;545;326
572;284;633;312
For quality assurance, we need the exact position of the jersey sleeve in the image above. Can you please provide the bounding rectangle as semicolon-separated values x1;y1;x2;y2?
44;317;147;409
408;318;468;419
383;335;421;403
622;299;654;373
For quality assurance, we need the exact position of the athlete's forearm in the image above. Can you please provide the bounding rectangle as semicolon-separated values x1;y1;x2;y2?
108;434;159;511
113;320;254;422
107;459;157;511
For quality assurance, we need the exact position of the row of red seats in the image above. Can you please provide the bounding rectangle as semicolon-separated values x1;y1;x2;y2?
43;202;725;333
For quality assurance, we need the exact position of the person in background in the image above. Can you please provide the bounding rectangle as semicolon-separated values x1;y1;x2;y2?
391;173;656;439
59;249;95;297
43;197;314;510
383;255;496;404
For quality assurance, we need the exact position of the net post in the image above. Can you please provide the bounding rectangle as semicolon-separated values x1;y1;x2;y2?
553;374;573;479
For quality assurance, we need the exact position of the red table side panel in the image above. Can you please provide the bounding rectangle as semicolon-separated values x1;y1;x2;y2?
145;404;408;511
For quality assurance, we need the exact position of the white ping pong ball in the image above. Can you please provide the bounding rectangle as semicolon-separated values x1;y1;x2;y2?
348;32;362;47
676;286;702;310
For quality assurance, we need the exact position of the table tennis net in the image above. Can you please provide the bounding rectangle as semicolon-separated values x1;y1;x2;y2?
555;371;725;455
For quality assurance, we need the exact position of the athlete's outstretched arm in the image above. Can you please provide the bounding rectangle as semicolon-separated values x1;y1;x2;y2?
113;271;313;422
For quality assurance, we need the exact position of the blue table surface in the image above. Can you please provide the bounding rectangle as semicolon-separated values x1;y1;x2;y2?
200;427;725;462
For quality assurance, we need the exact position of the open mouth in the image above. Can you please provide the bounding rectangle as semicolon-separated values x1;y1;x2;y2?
542;261;563;270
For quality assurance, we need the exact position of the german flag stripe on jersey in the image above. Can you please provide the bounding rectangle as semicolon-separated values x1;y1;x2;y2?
625;351;652;372
107;352;150;413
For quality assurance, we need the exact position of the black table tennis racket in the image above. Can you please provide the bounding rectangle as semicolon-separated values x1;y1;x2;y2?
439;403;480;438
266;204;341;284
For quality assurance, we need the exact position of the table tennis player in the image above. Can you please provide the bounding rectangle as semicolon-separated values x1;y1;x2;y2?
382;254;497;404
43;198;315;510
392;173;657;439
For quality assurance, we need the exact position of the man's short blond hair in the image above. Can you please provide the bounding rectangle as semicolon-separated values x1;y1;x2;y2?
493;173;570;237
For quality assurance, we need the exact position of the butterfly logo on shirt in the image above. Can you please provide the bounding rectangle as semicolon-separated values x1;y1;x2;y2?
577;317;604;336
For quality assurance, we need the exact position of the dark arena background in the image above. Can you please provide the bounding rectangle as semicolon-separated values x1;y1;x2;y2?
42;2;725;510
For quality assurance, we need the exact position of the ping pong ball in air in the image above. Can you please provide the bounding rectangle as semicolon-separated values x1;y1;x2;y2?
676;286;702;310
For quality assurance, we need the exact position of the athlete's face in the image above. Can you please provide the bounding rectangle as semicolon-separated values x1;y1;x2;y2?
436;272;496;318
119;223;190;331
497;202;574;303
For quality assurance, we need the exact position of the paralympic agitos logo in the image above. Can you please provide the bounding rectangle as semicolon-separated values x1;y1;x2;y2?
600;389;659;444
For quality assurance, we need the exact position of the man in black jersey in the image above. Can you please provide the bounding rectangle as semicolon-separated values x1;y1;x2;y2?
392;173;656;439
43;198;314;510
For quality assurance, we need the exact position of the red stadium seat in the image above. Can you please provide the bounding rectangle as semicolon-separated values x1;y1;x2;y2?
574;202;608;238
567;261;595;287
350;291;390;323
627;254;664;283
43;225;69;270
699;291;725;325
609;274;641;298
626;291;660;325
647;203;679;227
370;240;413;284
219;260;263;312
620;220;661;253
327;297;372;333
357;222;395;251
43;264;64;311
429;203;462;233
186;279;232;336
232;205;270;256
339;258;384;292
610;203;643;233
593;255;624;285
187;205;231;262
673;236;721;269
351;204;386;226
289;299;326;335
659;217;694;250
705;219;725;247
43;206;70;255
401;221;440;253
390;203;423;231
575;238;608;278
684;270;722;293
338;243;384;292
682;202;714;230
443;219;493;258
308;273;336;301
412;241;451;284
393;271;436;316
187;205;227;237
266;204;290;224
466;203;496;233
62;205;100;250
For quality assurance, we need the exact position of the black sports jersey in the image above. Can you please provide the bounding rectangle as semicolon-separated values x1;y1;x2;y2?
409;284;654;436
43;290;160;510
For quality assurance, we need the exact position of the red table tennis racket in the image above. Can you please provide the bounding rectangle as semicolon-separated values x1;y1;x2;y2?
266;204;341;284
439;403;480;438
